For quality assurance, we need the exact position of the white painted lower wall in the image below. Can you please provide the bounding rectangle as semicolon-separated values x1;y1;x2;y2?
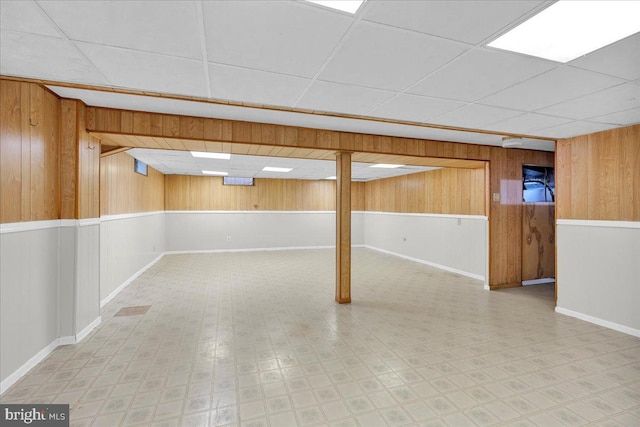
364;212;488;282
0;220;102;394
100;212;166;307
165;211;365;252
0;225;60;393
556;220;640;337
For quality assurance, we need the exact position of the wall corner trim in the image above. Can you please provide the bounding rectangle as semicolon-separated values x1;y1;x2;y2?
100;254;165;308
555;306;640;338
363;245;485;282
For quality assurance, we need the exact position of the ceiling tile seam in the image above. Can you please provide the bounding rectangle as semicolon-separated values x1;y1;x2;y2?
473;0;557;48
587;106;640;124
478;111;570;134
564;63;636;83
291;1;365;108
358;17;477;49
426;103;530;128
33;0;111;86
0;27;64;39
195;0;212;98
361;46;471;117
529;80;634;117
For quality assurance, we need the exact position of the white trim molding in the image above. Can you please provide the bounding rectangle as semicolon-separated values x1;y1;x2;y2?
364;245;485;282
0;220;63;234
78;218;101;227
0;339;59;394
557;219;640;229
101;254;165;308
76;317;102;342
366;211;488;220
165;245;365;256
100;211;165;222
165;210;363;215
555;306;640;338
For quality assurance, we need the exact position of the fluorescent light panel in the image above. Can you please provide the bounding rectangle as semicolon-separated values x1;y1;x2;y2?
262;166;293;173
305;0;365;14
202;170;228;176
191;151;231;160
370;163;404;169
488;1;640;63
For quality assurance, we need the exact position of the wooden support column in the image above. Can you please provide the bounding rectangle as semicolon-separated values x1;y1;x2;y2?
335;152;352;304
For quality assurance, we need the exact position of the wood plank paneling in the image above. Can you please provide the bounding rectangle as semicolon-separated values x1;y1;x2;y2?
364;168;486;215
557;125;640;221
335;152;352;304
86;102;555;287
77;103;101;219
165;176;364;212
100;152;165;216
0;80;59;223
522;203;555;281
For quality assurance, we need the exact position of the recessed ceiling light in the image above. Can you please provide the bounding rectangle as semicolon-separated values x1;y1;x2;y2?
191;151;231;160
262;166;293;173
488;1;640;63
202;170;228;176
325;176;337;180
305;0;366;14
370;164;404;169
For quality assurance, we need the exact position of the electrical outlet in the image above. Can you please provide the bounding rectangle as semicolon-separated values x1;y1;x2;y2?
226;236;231;242
457;218;462;226
492;192;501;202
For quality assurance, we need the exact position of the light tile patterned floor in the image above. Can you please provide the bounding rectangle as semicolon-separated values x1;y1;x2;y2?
2;248;639;426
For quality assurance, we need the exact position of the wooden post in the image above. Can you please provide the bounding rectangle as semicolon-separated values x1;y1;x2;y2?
335;152;351;304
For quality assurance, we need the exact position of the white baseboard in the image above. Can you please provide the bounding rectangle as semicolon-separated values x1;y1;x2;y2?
165;244;365;255
484;284;490;291
363;245;484;282
0;316;101;396
0;339;60;395
100;254;165;308
58;336;76;346
555;306;640;338
523;278;555;286
76;317;102;343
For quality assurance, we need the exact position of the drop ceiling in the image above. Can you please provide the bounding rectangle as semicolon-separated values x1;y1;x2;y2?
126;148;439;181
1;0;639;152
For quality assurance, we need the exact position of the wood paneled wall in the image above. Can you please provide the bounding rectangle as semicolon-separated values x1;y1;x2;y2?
0;81;60;223
364;168;485;215
165;176;365;212
85;105;554;287
100;152;165;216
557;124;640;221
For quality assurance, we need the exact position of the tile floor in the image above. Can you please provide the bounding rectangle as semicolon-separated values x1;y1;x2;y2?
1;248;639;426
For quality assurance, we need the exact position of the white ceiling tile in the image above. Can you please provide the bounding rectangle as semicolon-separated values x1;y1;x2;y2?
569;33;640;81
0;1;62;37
76;43;207;97
38;1;201;59
370;94;465;123
431;104;525;129
589;108;640;126
297;81;395;115
0;31;106;84
408;48;556;102
483;112;573;134
480;67;626;111
363;0;549;45
203;1;352;77
319;21;468;91
538;82;640;120
534;121;621;139
209;64;310;107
